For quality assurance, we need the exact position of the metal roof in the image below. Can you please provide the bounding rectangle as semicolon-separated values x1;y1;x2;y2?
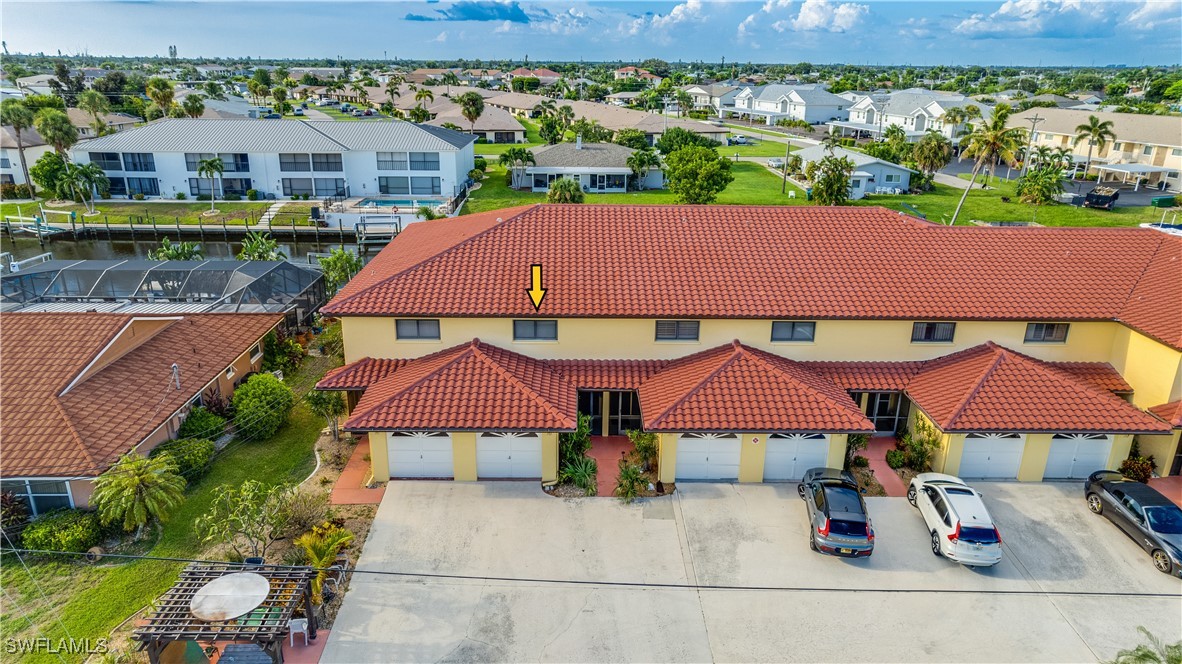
312;120;475;151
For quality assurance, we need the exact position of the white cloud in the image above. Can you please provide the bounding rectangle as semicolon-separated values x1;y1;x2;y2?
494;20;514;33
952;0;1140;39
432;30;448;42
738;0;792;38
622;0;706;39
1121;0;1182;29
792;0;869;32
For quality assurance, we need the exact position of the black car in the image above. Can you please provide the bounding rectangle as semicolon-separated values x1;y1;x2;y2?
1085;470;1182;577
798;467;874;557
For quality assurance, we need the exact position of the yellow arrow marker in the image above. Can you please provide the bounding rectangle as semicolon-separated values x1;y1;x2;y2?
526;264;547;311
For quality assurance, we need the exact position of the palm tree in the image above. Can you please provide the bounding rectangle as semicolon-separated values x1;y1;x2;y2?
0;99;37;195
556;104;575;135
1109;627;1181;664
385;78;402;106
145;77;175;112
912;130;953;176
414;87;434;113
238;231;287;260
33;108;78;158
148;237;204;260
197;157;224;213
458;92;485;134
939;105;982;138
949;104;1026;225
675;89;693;117
77;162;108;213
91;452;186;540
532;98;556;118
295;525;354;603
76;89;111;136
626;149;661;190
182;94;205;119
883;123;907;144
1030;145;1054;169
820;130;843;154
1073;114;1117;180
1052;146;1073;171
498;147;536;189
350;81;368;106
441;71;460;96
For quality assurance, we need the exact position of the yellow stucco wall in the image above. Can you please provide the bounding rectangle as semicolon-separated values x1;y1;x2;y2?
738;433;766;483
1018;434;1053;482
658;433;679;484
1108;434;1135;471
541;433;559;483
369;432;389;482
828;434;850;470
1138;431;1181;476
69;479;95;509
452;432;478;481
1109;327;1182;409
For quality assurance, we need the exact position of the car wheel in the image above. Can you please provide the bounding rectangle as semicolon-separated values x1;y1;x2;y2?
1152;550;1173;574
1086;493;1103;514
930;530;943;558
906;486;917;506
809;532;818;552
797;483;807;500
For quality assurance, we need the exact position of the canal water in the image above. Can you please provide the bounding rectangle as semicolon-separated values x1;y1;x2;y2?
1;235;362;264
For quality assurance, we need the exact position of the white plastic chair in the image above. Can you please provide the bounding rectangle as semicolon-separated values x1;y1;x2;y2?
788;190;796;199
289;618;309;646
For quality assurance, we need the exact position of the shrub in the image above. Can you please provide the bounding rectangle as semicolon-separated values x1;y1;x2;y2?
560;456;598;496
223;193;242;201
261;331;305;375
0;183;33;199
615;462;646;504
232;373;295;441
177;406;226;440
468;168;484;182
133;193;145;200
845;433;869;469
626;429;659;472
885;449;906;469
175;192;187;200
902;419;942;471
279;489;331;537
1;491;30;532
851;455;870;468
196;194;212;201
150;437;216;479
246;189;259;201
558;413;592;467
473;157;488;172
1119;456;1154;483
22;509;102;553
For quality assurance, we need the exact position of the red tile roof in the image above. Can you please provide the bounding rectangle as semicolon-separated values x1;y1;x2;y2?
0;313;281;477
317;358;407;390
322;205;1182;351
638;341;874;433
344;340;578;432
547;359;669;390
1052;362;1133;393
801;361;925;391
906;343;1170;433
1149;401;1182;428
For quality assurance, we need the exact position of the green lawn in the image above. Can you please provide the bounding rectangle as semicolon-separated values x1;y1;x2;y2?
0;356;335;663
1;199;279;226
474;118;546;156
722;134;800;157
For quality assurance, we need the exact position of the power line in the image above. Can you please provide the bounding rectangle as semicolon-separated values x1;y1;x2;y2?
0;586;69;664
1;531;77;650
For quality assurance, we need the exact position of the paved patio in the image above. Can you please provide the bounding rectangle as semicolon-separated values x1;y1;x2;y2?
587;435;632;497
1148;475;1182;508
331;439;385;505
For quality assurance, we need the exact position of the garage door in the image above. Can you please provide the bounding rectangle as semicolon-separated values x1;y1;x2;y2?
959;433;1024;479
477;432;543;478
388;432;453;478
676;434;740;480
764;434;829;481
1044;434;1112;479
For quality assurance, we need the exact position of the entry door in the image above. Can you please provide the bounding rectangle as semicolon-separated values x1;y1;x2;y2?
477;432;543;479
866;392;909;433
388;432;453;478
608;391;642;436
676;434;740;480
764;434;829;481
1044;434;1112;479
594;174;608;190
959;434;1024;480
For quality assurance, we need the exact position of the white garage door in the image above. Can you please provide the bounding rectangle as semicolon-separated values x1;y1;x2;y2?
959;433;1024;480
764;433;829;481
477;432;543;479
1044;434;1112;479
388;432;454;479
676;434;741;480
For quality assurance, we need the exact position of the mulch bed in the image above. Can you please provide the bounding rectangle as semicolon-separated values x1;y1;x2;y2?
852;467;887;497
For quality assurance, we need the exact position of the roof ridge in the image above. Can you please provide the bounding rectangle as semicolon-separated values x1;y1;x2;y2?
469;342;575;428
325;205;540;312
50;397;101;476
644;345;741;429
739;344;867;427
941;345;1007;429
298;121;353;151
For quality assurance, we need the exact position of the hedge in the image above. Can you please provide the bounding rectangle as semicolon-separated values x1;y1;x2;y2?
149;438;216;479
22;509;102;553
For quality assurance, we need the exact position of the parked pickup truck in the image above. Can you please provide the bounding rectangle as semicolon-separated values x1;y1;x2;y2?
1083;186;1120;211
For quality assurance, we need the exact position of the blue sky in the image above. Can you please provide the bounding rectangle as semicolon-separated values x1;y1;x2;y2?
2;1;1179;65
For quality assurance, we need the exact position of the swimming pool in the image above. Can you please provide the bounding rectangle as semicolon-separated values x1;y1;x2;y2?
356;198;444;208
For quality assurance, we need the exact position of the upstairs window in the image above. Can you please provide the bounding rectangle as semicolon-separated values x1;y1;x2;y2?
409;152;440;171
1025;323;1069;343
396;319;440;340
513;320;558;341
89;152;122;170
279;153;311;172
911;322;955;343
771;321;816;342
377;152;408;170
655;320;699;341
311;153;343;172
121;152;155;172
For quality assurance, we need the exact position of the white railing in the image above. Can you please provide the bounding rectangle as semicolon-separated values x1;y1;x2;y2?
10;252;52;272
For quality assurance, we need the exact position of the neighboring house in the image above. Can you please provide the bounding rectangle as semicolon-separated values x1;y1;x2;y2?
425;105;526;144
289;67;344;80
316;205;1181;485
1071;90;1106;104
1008;108;1182;191
523;140;664;193
831;89;991;142
0;125;52;187
605;91;642;107
14;74;55;96
613;67;662;86
69;118;476;201
683;84;740;115
484;92;728;144
0;312;281;515
1026;93;1088;108
794;145;916;198
730;85;851;125
66;108;141;139
506;68;563;86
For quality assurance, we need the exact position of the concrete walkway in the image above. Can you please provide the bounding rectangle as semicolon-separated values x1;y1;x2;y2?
258;202;285;225
864;436;908;497
933;172;975;190
331;438;385;505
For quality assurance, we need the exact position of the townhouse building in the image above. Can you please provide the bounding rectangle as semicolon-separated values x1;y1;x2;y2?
831;89;991;142
683;84;741;115
729;84;851;125
317;205;1182;487
1;125;52;187
70;118;475;201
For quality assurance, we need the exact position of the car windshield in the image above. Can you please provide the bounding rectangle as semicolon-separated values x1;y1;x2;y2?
829;520;868;537
1145;507;1182;534
958;526;999;544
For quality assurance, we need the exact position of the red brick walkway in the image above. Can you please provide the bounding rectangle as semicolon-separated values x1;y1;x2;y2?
587;436;632;497
331;439;385;505
282;628;331;663
1149;476;1182;508
864;436;909;497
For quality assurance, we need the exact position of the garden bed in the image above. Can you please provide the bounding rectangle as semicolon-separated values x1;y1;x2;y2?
853;467;887;497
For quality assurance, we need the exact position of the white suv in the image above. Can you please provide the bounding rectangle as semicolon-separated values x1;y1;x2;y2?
907;473;1003;567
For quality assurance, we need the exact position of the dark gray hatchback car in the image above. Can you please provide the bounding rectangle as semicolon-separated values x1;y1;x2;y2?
1084;470;1182;577
798;467;874;557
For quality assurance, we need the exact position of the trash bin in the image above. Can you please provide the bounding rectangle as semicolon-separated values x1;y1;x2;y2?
310;206;321;220
1150;195;1176;208
805;188;813;201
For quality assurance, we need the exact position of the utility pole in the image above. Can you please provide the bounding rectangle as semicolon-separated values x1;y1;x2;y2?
781;138;791;194
1020;113;1044;176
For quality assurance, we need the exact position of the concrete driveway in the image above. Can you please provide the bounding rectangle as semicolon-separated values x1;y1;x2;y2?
324;482;1181;663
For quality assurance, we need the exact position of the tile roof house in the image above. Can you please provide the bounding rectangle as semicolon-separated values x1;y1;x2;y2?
425;105;526;144
0;313;281;515
318;204;1181;485
524;140;664;193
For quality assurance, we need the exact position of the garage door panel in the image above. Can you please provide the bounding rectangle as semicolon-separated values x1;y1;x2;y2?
477;433;542;479
676;434;740;480
764;434;829;481
389;432;454;479
959;434;1024;480
1045;435;1112;479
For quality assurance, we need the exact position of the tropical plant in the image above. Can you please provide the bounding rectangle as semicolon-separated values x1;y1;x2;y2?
675;89;693;117
149;438;216;480
547;177;585;203
92;452;187;539
456;91;485;134
33;108;78;157
626;429;659;472
569;118;613;143
0;99;37;196
414;87;434;112
148;237;204;261
902;418;943;471
145;77;175;112
614;128;650;150
560;456;598;496
1119;455;1155;484
615;461;646;504
1073;114;1117;181
21;509;101;553
385;77;402;105
663;145;733;204
1109;627;1181;664
626;149;661;190
810;154;856;206
232;373;295;440
845;434;869;469
278;489;331;538
440;71;460;95
532;98;557;118
883;123;907;144
197;480;292;559
237;231;286;260
318;247;363;296
305;390;347;441
29;150;68;198
76;89;112;136
498;147;537;189
885;449;906;469
654;126;720;154
197;157;224;213
949;104;1026;224
181;94;205;119
1;491;30;533
912;131;954;176
295;523;354;603
559;413;593;467
1015;166;1066;205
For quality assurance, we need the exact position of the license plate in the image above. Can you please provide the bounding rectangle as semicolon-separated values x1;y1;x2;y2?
839;548;853;554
